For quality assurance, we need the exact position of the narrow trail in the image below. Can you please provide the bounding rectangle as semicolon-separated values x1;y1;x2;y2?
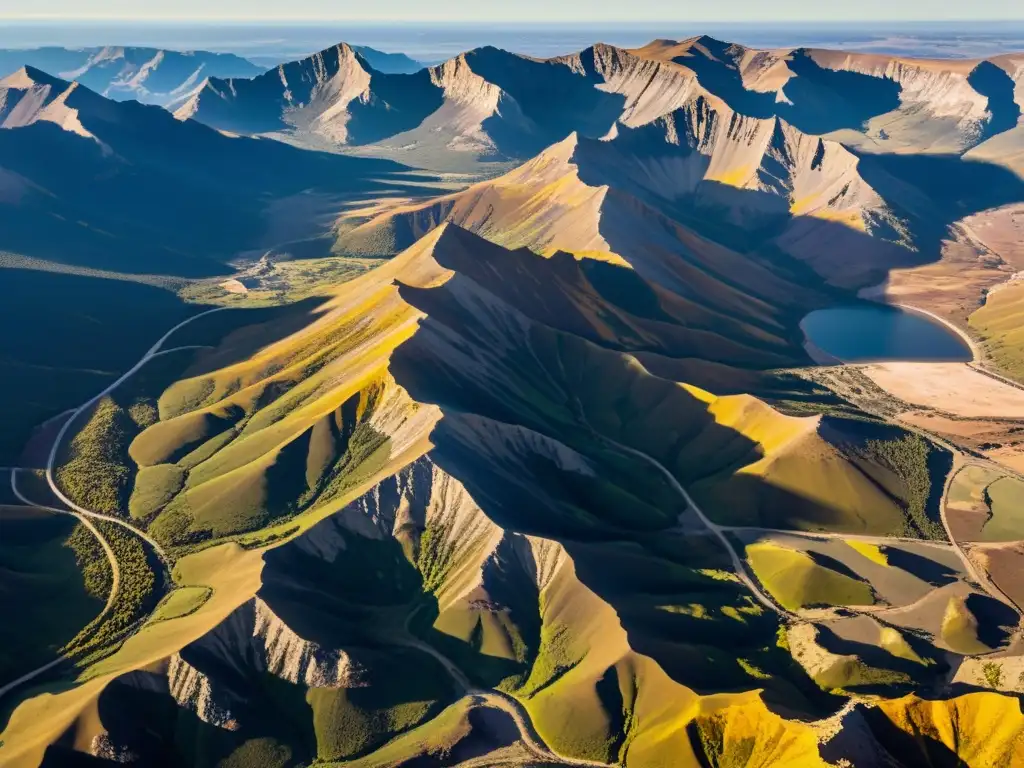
44;307;229;567
398;615;613;767
0;470;121;701
597;436;789;617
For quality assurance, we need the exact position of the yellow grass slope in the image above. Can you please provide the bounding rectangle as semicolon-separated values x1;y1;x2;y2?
872;692;1024;767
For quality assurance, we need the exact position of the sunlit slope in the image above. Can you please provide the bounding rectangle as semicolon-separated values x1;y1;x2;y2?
865;692;1024;767
177;36;1024;169
575;101;913;288
970;280;1024;382
335;112;913;292
176;43;544;165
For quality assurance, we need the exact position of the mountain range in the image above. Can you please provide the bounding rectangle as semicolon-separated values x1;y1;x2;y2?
174;37;1024;173
0;45;424;107
2;31;1024;768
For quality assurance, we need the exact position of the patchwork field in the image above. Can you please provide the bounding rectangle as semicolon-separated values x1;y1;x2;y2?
946;464;1024;542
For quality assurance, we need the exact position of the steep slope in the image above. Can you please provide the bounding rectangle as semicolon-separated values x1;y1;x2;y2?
0;46;262;106
176;43;542;165
4;220;1014;768
583;96;914;287
334;133;823;352
3;223;999;768
175;36;1024;179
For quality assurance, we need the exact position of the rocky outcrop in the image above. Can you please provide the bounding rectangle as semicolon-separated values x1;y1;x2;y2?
168;653;240;730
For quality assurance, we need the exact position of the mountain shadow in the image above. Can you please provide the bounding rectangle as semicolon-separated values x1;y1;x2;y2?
462;46;628;141
968;61;1022;144
667;43;902;134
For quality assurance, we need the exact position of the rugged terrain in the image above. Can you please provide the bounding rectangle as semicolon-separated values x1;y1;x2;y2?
1;33;1024;768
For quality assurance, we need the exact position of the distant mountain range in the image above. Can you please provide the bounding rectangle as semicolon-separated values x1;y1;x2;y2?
173;36;1024;175
0;44;424;107
0;46;262;106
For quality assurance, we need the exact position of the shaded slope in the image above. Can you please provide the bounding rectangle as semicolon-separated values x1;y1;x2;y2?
633;37;1019;155
0;66;429;275
0;69;445;465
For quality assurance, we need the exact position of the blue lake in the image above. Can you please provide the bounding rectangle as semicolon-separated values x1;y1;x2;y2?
801;304;973;363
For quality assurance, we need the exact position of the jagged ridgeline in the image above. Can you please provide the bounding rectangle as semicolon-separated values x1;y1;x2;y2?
3;223;1019;768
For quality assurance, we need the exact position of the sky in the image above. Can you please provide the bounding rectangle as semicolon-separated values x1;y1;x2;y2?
2;0;1022;22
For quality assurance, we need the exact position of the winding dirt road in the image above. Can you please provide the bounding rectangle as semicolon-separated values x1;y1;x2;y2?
398;614;612;767
597;436;788;617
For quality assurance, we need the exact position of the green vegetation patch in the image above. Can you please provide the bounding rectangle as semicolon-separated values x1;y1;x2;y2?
850;431;947;540
56;397;135;516
148;586;212;624
129;464;186;521
67;520;114;601
746;542;875;611
983;661;1004;689
57;350;199;519
308;650;453;762
65;521;161;666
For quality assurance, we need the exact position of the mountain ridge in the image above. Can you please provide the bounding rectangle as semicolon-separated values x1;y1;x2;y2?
174;36;1024;172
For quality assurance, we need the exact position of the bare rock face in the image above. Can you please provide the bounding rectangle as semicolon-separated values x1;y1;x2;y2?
168;653;240;730
181;596;370;690
0;67;108;146
254;597;369;688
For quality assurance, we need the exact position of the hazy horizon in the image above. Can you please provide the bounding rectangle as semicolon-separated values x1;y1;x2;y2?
2;19;1022;63
3;0;1024;22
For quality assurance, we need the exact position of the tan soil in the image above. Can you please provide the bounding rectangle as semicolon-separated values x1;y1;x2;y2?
862;363;1024;419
